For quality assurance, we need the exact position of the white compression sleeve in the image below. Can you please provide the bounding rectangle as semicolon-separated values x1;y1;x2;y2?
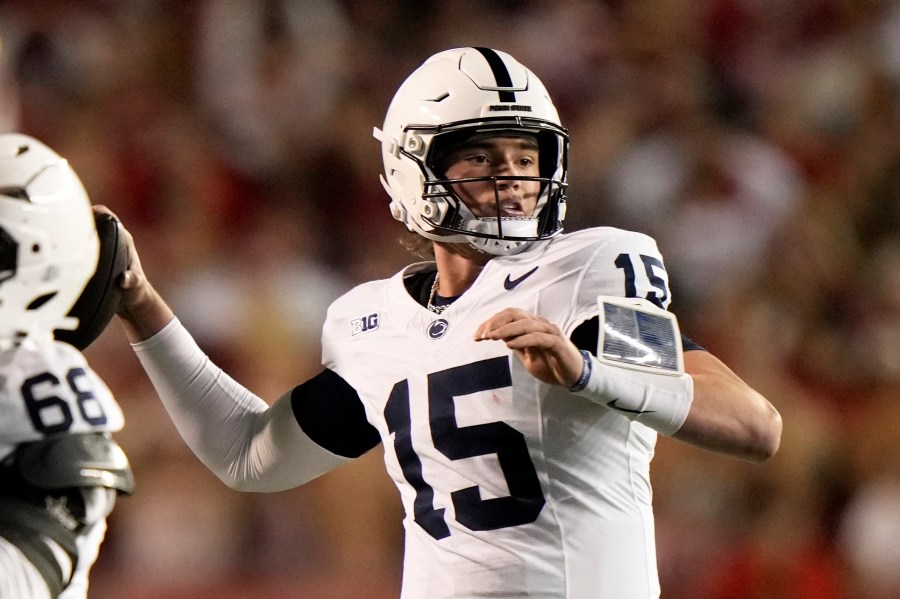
571;353;694;436
132;318;349;491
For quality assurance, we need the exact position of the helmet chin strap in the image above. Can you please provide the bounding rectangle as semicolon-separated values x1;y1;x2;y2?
383;169;554;256
463;217;539;256
454;182;542;255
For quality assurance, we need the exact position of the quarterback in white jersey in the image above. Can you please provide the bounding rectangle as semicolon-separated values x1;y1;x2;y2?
0;134;134;599
323;228;677;597
110;48;781;598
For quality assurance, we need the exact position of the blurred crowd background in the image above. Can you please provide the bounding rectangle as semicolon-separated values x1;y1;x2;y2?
2;0;899;597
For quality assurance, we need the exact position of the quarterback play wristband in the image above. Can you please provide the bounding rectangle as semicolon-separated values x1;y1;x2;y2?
569;295;693;435
570;354;693;436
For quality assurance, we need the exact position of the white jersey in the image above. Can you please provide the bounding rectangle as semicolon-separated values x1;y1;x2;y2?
0;338;125;599
0;516;111;599
321;228;674;599
0;339;124;461
0;538;52;599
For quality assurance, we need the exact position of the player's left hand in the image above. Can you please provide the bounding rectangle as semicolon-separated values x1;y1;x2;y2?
475;308;584;388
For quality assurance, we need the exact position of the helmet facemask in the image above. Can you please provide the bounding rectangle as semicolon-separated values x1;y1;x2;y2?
420;125;568;255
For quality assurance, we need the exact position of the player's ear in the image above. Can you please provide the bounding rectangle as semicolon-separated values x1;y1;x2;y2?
54;212;128;350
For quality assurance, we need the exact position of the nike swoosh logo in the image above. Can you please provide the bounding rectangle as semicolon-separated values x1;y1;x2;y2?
606;398;657;415
504;266;539;290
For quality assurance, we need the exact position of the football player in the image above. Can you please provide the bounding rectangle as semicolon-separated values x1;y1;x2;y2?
107;48;781;598
0;134;134;599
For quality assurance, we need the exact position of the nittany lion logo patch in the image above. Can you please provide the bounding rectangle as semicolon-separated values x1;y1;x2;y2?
426;319;449;339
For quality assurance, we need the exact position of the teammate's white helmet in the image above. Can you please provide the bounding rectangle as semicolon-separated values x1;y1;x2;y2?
0;133;99;349
373;47;569;255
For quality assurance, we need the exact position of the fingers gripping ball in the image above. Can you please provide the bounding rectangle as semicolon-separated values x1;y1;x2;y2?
54;213;128;350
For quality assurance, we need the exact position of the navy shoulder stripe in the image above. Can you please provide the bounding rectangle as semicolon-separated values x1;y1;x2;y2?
290;369;380;458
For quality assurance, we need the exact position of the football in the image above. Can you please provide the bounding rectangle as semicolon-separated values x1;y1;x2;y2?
54;212;129;349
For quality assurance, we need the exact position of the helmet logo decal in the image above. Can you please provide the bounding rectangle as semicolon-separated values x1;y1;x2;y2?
473;47;516;102
488;104;532;112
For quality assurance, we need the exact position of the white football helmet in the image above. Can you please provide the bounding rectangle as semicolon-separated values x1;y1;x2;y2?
0;133;99;349
373;47;569;255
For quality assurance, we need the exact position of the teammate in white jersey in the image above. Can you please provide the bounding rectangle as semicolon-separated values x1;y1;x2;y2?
0;134;134;599
106;48;781;598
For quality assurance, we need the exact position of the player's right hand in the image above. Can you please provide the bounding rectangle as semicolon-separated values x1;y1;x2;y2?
475;307;584;388
92;205;175;342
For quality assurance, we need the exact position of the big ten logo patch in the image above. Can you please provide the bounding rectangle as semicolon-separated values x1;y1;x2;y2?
351;313;380;336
